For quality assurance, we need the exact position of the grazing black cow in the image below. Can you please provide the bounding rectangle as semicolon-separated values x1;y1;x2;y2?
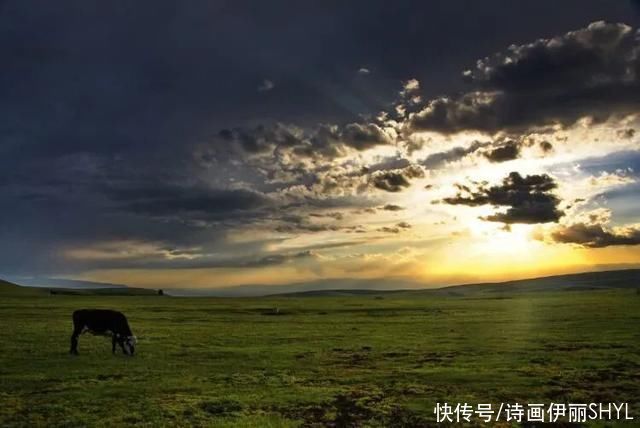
70;309;137;356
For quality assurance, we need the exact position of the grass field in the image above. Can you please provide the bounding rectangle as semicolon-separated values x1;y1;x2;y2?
0;286;639;426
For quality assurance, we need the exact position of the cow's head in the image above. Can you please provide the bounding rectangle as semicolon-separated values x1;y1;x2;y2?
123;336;137;356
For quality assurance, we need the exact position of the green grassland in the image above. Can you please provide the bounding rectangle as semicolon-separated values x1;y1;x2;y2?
0;285;639;427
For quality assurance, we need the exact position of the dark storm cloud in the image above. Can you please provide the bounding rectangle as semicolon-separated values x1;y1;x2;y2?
274;214;342;233
483;140;521;163
67;248;320;271
419;138;532;169
342;123;394;150
370;165;425;192
2;2;636;169
309;211;345;220
377;221;412;234
363;156;412;174
381;204;405;211
171;249;320;269
551;222;640;247
442;172;564;224
243;250;316;267
218;124;303;155
539;140;554;153
409;21;640;134
105;184;271;220
371;172;410;192
420;141;490;169
617;128;636;139
1;1;638;277
284;158;425;200
219;122;393;159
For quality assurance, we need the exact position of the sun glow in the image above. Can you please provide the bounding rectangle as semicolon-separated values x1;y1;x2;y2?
419;214;593;283
467;221;535;255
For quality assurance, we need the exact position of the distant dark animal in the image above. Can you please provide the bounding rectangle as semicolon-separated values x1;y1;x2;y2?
70;309;137;356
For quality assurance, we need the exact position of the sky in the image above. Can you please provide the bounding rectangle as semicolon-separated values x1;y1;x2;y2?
2;1;640;291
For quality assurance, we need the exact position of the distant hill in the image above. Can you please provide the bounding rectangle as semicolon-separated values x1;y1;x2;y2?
425;269;640;296
3;277;131;289
3;269;639;298
47;287;159;296
166;278;427;297
0;277;161;297
0;278;47;296
271;269;640;298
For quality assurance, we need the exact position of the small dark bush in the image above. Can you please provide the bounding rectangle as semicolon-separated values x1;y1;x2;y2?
199;399;243;415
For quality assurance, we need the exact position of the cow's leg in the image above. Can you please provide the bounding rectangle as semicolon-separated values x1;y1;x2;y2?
112;335;117;354
70;328;81;355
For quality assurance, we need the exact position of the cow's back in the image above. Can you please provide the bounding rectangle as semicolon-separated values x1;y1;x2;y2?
73;309;131;335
